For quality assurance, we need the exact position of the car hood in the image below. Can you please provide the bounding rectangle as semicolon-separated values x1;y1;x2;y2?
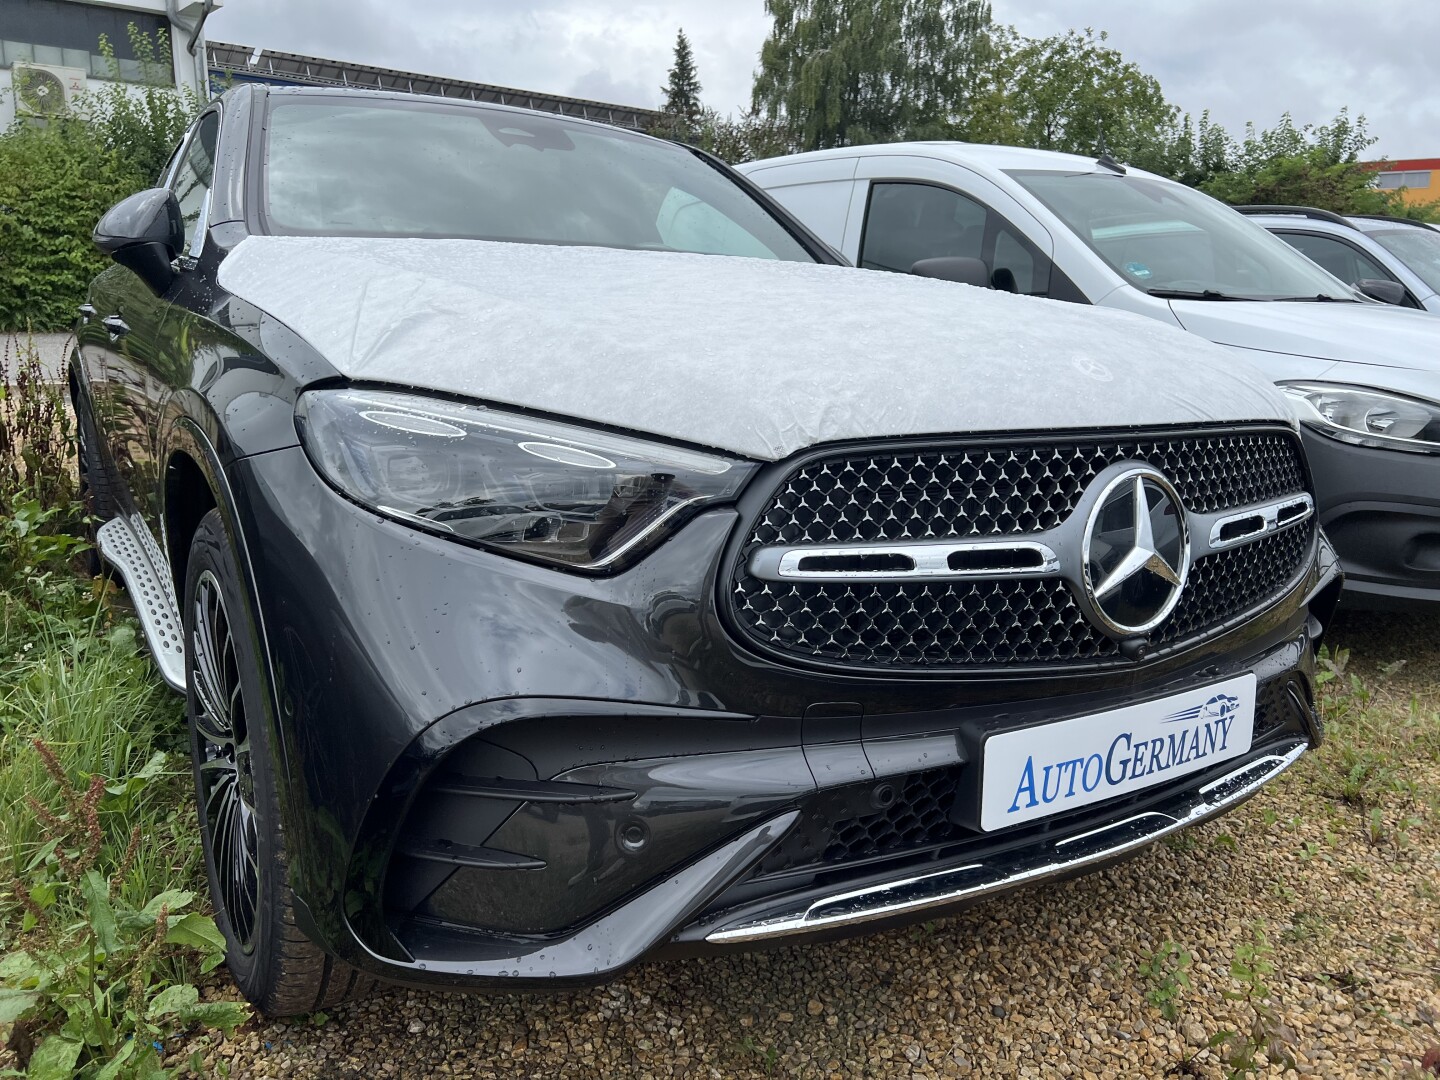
219;236;1291;461
1168;298;1440;373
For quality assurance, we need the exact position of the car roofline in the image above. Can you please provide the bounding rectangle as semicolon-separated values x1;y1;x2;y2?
244;82;663;141
1235;205;1355;230
741;142;1176;182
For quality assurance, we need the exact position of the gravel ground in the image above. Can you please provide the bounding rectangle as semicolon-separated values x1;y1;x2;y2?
174;608;1440;1079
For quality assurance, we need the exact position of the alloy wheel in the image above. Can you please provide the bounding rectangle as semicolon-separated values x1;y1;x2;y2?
191;569;260;953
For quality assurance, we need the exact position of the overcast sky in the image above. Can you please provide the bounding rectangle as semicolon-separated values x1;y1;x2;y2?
206;1;1438;160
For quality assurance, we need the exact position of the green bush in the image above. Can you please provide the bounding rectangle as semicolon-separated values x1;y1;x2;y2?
0;121;133;332
0;25;200;333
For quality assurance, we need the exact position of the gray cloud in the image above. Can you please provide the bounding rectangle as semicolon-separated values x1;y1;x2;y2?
206;1;1437;158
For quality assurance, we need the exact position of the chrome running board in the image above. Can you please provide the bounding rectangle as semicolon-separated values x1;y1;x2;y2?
96;515;186;692
706;741;1307;944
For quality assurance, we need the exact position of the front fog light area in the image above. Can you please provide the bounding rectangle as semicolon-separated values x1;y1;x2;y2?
296;389;757;570
1281;382;1440;454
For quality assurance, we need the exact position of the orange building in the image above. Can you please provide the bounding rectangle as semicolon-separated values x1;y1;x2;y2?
1369;157;1440;206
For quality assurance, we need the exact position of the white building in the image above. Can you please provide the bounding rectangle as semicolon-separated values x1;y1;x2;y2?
1;0;216;127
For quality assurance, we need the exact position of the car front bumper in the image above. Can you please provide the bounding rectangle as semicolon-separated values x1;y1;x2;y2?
229;446;1340;990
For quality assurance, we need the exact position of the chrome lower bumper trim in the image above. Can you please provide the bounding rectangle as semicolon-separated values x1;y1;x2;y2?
706;741;1307;945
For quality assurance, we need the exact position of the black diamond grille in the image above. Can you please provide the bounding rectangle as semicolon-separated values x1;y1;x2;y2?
731;430;1311;671
1156;524;1315;645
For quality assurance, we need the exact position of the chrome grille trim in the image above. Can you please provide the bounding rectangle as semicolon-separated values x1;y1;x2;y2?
1205;494;1315;552
745;490;1312;585
748;539;1061;582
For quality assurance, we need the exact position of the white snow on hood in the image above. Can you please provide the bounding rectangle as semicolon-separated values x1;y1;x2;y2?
219;237;1292;461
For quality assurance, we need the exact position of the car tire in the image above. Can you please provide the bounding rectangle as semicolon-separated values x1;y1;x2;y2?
184;509;376;1016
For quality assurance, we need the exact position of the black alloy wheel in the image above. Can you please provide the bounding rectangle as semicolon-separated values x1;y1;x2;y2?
184;509;375;1015
190;567;261;952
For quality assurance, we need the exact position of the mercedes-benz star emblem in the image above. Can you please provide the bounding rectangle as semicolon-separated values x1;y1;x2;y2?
1080;466;1189;636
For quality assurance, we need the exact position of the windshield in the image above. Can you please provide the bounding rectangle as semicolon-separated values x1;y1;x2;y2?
1367;227;1440;294
262;99;814;262
1007;170;1357;300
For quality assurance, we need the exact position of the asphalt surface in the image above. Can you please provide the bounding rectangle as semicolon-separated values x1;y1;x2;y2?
2;332;71;384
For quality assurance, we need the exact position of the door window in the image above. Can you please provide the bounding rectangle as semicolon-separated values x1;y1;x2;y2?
1275;232;1392;286
171;112;220;254
860;182;1051;294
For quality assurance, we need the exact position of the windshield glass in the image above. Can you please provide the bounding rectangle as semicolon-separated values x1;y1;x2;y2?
262;99;814;262
1007;170;1356;300
1367;227;1440;294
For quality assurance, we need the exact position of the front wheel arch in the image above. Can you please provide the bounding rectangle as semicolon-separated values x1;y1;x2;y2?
161;418;293;839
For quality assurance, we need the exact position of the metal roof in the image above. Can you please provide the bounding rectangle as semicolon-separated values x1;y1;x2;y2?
205;40;661;131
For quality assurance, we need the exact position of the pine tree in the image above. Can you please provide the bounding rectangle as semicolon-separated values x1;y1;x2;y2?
661;29;704;136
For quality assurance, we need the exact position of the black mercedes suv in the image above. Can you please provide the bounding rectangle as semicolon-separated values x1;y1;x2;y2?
73;83;1340;1014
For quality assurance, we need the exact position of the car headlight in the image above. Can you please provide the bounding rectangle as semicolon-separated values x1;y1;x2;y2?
295;389;758;571
1280;382;1440;454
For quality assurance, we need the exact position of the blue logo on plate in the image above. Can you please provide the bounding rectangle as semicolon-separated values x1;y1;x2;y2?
1161;693;1240;725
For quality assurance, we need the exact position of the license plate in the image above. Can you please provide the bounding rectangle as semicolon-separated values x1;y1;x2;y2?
979;674;1256;832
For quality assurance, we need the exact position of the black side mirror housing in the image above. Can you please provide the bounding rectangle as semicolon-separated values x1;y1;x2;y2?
1354;278;1407;306
909;256;991;288
94;188;184;295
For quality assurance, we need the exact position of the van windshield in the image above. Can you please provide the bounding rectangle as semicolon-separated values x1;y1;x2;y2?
1008;170;1358;301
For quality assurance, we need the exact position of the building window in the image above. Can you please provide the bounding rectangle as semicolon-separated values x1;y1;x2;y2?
1;0;174;85
1376;170;1432;190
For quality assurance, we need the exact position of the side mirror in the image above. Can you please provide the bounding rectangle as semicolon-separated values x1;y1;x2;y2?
94;188;184;295
909;256;991;288
1354;278;1407;306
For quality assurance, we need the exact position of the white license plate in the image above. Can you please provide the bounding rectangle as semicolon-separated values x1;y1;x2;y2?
979;674;1256;832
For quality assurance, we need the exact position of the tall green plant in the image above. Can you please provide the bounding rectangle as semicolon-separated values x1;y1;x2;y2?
0;24;201;332
80;26;204;188
1199;110;1403;215
0;336;77;514
974;28;1178;169
753;0;994;150
659;29;704;140
0;120;132;332
692;108;800;164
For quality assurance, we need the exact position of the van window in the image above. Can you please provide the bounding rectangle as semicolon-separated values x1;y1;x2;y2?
860;182;1051;294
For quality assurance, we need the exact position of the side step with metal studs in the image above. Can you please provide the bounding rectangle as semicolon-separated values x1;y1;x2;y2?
96;515;186;692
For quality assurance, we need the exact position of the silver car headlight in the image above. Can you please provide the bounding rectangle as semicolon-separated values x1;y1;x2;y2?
295;389;758;571
1280;382;1440;455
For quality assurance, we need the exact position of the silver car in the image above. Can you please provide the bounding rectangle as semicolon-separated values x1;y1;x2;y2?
1240;207;1440;314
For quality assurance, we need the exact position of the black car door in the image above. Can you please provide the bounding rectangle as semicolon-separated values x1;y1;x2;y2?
95;111;221;534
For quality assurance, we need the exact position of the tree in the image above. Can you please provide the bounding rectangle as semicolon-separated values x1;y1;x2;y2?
752;0;994;151
692;107;800;164
660;29;704;140
1152;110;1234;189
975;28;1177;169
1198;110;1406;215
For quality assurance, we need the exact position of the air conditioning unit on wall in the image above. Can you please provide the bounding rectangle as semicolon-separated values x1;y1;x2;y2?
12;63;87;118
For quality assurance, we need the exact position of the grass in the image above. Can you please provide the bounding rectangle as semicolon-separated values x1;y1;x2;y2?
0;341;247;1078
0;601;195;919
